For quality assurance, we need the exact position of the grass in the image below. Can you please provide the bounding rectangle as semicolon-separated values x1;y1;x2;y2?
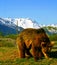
0;47;57;65
0;38;57;65
0;38;15;47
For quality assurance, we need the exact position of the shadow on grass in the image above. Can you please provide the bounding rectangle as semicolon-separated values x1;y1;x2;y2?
49;51;57;58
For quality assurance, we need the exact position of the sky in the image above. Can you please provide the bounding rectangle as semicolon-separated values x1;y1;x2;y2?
0;0;57;25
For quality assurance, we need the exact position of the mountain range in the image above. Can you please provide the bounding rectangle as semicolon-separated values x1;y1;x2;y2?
0;18;57;35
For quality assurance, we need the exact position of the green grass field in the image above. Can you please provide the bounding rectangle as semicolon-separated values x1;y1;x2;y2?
0;38;57;65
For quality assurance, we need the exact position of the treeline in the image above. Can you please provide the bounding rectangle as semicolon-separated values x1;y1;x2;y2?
49;34;57;41
0;32;18;39
0;32;57;41
0;32;3;37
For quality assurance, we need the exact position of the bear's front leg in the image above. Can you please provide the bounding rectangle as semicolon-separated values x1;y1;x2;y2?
32;46;39;61
19;49;25;58
42;49;49;59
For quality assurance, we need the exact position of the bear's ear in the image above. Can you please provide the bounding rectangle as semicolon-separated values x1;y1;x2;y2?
41;42;46;47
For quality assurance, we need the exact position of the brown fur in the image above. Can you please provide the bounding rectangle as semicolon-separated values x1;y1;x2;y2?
16;28;52;61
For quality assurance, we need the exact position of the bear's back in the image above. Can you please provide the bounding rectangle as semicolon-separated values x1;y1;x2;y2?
19;28;45;35
18;28;47;41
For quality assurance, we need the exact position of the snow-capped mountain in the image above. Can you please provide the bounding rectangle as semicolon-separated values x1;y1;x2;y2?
0;18;40;29
14;18;40;29
0;18;23;35
0;17;57;35
17;18;39;28
45;26;57;34
0;18;16;29
0;17;57;29
0;18;40;35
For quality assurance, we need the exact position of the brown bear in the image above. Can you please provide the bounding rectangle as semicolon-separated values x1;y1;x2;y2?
16;28;53;61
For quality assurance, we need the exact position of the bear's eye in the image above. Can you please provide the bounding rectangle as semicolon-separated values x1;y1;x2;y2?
43;39;46;42
42;44;46;47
